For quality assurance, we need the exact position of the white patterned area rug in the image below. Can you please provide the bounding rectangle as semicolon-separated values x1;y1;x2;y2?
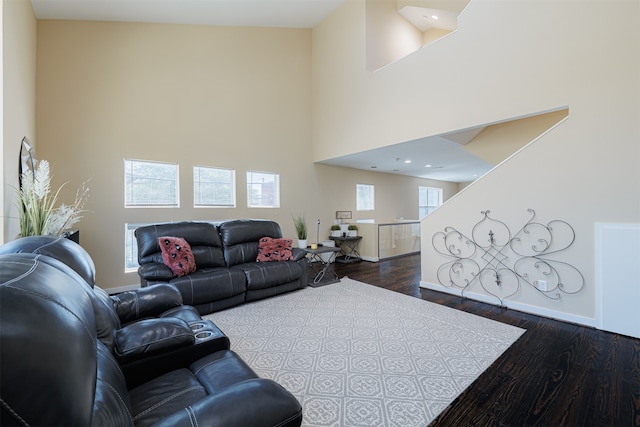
205;277;525;427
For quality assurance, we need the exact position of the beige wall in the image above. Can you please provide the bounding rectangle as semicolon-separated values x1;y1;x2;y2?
36;21;314;288
312;0;640;326
464;109;568;165
2;0;36;243
34;19;454;289
365;0;422;71
313;163;457;223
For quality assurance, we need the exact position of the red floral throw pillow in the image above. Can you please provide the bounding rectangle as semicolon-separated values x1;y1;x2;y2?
256;237;294;262
158;236;196;277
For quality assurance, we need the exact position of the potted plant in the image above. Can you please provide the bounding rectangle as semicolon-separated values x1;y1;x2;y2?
330;224;341;237
347;224;358;237
17;159;89;237
292;213;308;249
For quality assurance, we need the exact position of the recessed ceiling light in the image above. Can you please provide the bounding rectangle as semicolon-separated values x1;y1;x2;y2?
425;164;432;168
404;160;411;164
432;15;439;20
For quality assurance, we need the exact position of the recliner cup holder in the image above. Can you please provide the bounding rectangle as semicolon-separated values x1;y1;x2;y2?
190;321;208;331
195;330;214;340
189;320;224;343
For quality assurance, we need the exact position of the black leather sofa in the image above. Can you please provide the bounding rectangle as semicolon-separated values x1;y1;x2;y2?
0;235;231;388
0;250;303;426
136;219;309;314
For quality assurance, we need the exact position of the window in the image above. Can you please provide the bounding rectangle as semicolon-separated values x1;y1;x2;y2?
124;159;178;207
247;171;280;208
124;223;148;272
194;166;235;207
419;186;443;218
356;184;375;211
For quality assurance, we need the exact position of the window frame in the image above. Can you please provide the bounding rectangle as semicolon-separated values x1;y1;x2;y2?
193;165;236;208
124;158;179;208
246;170;280;208
356;183;375;211
124;222;149;272
418;185;443;218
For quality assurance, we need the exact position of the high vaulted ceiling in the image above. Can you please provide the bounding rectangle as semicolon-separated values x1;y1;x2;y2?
31;0;492;183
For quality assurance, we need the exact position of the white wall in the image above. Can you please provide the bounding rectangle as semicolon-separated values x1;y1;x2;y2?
311;0;640;327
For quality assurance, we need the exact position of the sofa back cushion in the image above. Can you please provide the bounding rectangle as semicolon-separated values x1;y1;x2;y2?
136;222;225;269
219;220;283;266
0;235;97;287
0;253;134;427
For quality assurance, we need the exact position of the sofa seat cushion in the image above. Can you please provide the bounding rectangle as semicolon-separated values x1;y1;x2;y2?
130;350;302;427
169;268;246;307
130;368;207;427
190;350;261;392
129;350;257;426
232;261;304;290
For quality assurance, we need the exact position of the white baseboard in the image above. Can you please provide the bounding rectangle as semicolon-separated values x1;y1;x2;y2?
420;281;597;329
361;255;379;262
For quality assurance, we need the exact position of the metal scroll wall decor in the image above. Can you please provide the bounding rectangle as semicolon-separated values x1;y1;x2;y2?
432;209;584;306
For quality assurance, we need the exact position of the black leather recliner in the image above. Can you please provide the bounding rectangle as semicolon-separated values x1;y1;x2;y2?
0;252;303;426
0;236;231;387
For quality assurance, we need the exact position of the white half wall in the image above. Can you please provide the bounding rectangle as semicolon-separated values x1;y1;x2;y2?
595;223;640;339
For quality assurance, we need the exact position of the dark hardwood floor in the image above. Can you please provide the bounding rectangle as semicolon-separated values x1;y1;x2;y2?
332;254;640;427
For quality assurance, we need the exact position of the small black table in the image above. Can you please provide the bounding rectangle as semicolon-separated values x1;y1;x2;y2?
301;246;341;287
330;236;362;263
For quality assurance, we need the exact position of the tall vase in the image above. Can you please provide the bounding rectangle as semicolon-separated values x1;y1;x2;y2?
298;239;308;249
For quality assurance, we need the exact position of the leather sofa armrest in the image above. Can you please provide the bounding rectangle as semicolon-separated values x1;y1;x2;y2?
291;247;306;262
111;284;183;324
152;379;302;427
120;321;230;388
138;263;174;281
114;318;195;364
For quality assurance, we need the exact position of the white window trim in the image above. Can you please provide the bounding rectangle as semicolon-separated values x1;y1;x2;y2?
418;186;443;218
246;170;280;208
193;165;236;208
124;222;148;272
356;183;375;211
124;158;179;208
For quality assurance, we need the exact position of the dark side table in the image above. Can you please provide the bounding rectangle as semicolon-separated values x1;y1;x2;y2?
330;236;362;263
301;246;341;287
